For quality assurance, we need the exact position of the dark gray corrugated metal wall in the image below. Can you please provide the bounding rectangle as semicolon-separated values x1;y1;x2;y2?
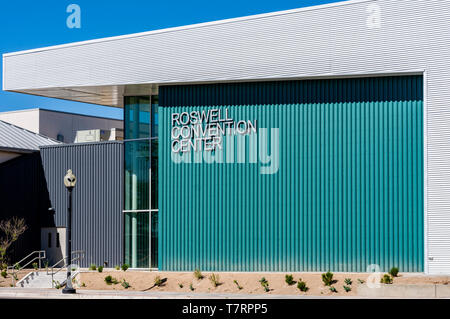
40;142;123;267
0;153;54;263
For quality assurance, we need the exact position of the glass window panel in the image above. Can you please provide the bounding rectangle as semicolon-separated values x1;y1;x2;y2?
125;140;150;211
151;139;158;210
124;96;150;139
123;95;158;269
151;96;159;138
150;212;158;269
124;212;149;268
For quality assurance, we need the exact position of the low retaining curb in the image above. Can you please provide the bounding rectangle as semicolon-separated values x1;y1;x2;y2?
358;284;450;298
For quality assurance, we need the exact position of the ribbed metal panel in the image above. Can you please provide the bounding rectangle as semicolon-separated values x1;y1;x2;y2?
0;120;60;151
160;77;423;106
40;142;124;267
159;76;424;272
2;0;446;95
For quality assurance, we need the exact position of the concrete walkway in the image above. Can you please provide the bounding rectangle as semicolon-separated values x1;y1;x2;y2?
0;288;369;299
2;287;449;299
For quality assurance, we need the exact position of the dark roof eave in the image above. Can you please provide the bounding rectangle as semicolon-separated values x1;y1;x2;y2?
0;146;38;154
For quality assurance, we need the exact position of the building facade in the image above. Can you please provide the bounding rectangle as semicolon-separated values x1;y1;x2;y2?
39;142;124;266
0;121;60;262
0;108;123;143
3;0;450;274
0;119;60;163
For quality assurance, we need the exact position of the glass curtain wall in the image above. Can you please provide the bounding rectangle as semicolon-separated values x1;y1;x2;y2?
124;96;158;269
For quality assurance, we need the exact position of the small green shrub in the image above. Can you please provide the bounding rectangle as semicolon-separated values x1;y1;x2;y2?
194;269;204;280
259;277;270;292
285;274;295;286
343;285;351;292
54;280;61;289
1;271;7;278
233;280;243;290
115;265;120;270
81;282;86;287
89;264;97;271
189;283;195;291
178;283;184;288
209;273;220;287
14;263;20;270
329;286;337;293
297;280;309;292
98;266;104;273
389;267;399;277
122;279;131;289
322;272;334;286
154;276;163;287
13;274;18;281
32;262;38;270
105;275;119;285
380;274;393;284
344;278;352;285
357;279;365;284
121;264;129;271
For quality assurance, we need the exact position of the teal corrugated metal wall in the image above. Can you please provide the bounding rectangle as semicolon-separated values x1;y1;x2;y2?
158;76;424;272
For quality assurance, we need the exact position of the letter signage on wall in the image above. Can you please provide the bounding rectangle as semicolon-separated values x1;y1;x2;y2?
171;109;257;153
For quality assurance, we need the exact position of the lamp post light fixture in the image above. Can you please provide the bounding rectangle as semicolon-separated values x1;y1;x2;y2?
62;169;76;294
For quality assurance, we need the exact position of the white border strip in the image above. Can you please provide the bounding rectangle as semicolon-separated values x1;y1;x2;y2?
423;70;429;274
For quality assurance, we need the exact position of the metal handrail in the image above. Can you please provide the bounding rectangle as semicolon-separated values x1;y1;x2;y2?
48;250;85;288
7;250;46;286
47;250;85;274
46;257;67;275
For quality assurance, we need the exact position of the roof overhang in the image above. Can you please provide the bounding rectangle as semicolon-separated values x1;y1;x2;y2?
2;0;445;109
9;84;159;108
0;146;36;154
2;0;374;108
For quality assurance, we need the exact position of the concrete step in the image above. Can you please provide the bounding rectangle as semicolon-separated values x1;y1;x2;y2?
17;271;71;289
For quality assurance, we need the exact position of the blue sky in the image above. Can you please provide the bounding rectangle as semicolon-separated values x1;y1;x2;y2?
0;0;342;119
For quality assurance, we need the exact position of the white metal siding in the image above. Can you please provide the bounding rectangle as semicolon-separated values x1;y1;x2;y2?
6;0;447;91
3;0;450;274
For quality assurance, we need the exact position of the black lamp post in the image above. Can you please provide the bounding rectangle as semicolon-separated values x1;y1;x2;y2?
62;169;76;294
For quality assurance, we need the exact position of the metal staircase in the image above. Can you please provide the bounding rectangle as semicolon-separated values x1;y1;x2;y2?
10;250;85;289
16;270;68;288
7;250;46;286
